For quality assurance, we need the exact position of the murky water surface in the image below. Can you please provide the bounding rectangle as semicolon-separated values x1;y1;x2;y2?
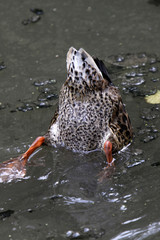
0;0;160;239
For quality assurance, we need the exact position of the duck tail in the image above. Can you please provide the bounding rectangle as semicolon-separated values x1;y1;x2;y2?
66;47;112;91
67;47;103;78
94;58;112;84
66;47;104;84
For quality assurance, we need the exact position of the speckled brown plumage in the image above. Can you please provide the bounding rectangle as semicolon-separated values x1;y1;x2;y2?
45;47;133;154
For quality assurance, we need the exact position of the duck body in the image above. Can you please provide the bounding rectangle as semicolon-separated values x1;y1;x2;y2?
0;47;133;182
45;47;133;155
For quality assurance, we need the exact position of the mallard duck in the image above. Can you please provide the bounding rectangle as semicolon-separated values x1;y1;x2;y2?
0;47;133;182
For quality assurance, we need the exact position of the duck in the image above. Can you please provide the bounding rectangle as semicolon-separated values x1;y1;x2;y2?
0;47;133;182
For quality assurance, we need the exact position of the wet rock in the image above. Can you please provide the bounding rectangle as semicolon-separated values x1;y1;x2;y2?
149;57;157;64
132;149;143;156
124;86;156;97
65;227;105;239
151;161;160;167
66;230;73;238
11;102;35;112
125;72;137;78
0;102;7;110
138;124;158;134
125;71;145;79
33;79;56;87
140;108;159;120
46;93;58;100
10;109;17;113
66;231;81;239
116;55;125;63
0;62;6;70
107;52;160;100
143;135;157;143
36;79;58;103
31;15;41;23
36;102;52;108
8;77;58;113
38;92;58;102
50;194;63;201
72;232;80;238
22;8;44;25
30;8;44;15
17;103;33;112
138;120;159;143
138;128;150;135
149;66;158;72
138;126;158;143
121;77;145;87
141;113;157;120
0;210;14;220
151;77;160;82
106;53;158;68
27;208;34;213
22;16;41;25
83;228;90;233
22;19;31;25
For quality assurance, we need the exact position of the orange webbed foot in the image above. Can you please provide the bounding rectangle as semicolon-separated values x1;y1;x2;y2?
0;136;45;183
0;155;27;183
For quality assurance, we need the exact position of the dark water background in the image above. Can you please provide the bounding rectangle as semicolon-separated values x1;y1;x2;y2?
0;0;160;239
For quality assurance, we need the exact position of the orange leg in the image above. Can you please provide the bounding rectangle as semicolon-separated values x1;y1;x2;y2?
0;136;45;182
98;141;115;182
104;140;114;166
21;136;45;166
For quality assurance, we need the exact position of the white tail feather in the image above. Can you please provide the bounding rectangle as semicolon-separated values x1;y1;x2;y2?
66;47;103;80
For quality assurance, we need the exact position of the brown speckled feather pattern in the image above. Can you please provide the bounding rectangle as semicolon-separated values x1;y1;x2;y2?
45;47;133;153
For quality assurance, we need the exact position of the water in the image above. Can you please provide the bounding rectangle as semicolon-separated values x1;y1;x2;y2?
0;0;160;239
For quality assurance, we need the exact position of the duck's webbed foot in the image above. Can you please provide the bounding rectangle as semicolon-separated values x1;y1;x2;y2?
98;164;115;182
0;155;27;183
0;136;45;183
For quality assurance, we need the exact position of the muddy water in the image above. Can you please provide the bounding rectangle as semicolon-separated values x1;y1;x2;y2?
0;0;160;239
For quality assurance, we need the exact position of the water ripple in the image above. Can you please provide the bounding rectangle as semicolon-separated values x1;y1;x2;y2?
64;196;94;205
111;220;160;240
122;216;145;225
